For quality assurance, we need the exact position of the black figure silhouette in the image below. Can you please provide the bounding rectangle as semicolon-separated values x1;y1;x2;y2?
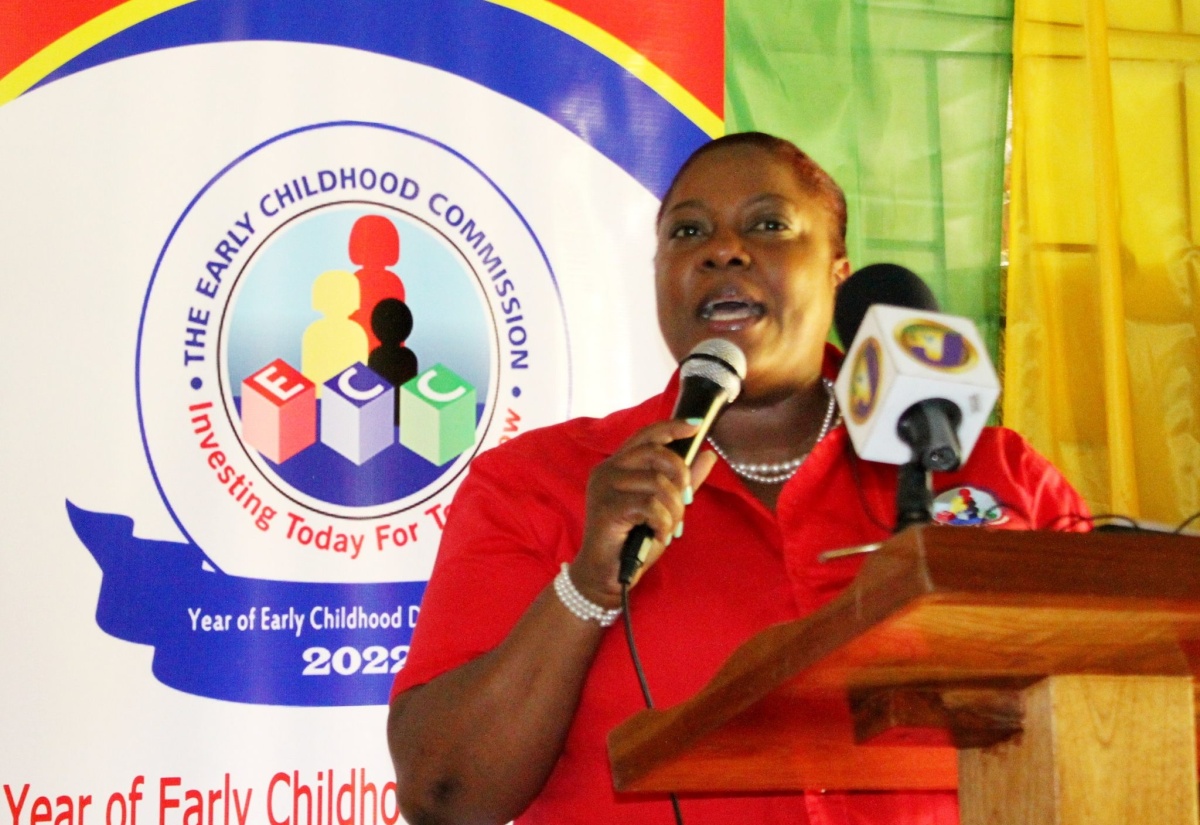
368;298;419;425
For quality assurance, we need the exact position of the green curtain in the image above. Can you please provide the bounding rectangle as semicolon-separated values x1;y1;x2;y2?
725;0;1014;362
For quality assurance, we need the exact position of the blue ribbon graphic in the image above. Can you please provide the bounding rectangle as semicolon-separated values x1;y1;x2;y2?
68;501;426;706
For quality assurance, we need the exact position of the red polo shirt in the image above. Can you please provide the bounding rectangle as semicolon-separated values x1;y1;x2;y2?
393;378;1088;824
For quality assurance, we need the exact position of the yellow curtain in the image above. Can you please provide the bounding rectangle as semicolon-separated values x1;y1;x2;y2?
1007;0;1200;525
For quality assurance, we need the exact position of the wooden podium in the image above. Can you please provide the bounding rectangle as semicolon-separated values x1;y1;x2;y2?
608;526;1200;825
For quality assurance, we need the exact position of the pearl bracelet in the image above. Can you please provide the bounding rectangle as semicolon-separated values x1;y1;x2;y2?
553;563;622;627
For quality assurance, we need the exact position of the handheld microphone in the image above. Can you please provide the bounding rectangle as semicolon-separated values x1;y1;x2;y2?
616;338;746;585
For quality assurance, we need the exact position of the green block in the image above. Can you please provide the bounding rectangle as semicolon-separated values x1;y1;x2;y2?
399;364;477;466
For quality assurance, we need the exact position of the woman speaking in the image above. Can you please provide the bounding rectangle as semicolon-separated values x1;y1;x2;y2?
386;132;1086;824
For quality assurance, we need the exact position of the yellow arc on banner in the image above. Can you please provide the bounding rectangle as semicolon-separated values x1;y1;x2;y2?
0;0;199;107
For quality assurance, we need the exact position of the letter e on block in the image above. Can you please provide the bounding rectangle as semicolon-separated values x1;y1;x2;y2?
321;363;395;465
399;364;477;466
242;358;317;463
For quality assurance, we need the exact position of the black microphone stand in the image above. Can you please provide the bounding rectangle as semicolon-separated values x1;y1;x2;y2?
894;399;963;532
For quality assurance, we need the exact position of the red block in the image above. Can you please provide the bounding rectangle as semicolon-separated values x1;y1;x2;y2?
241;359;316;464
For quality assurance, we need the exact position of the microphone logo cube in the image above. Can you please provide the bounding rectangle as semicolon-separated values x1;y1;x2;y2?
320;363;395;466
241;358;317;464
834;305;999;466
399;364;477;466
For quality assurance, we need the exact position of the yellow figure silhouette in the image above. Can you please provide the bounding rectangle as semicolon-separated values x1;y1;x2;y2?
302;269;368;397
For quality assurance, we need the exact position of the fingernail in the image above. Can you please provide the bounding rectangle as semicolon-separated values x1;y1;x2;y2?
683;485;694;506
674;520;684;539
685;417;703;426
665;533;673;547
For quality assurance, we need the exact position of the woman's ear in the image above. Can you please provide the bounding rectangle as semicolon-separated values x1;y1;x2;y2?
831;258;851;287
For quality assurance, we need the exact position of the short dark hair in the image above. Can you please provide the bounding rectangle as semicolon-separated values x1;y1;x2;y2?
657;132;848;260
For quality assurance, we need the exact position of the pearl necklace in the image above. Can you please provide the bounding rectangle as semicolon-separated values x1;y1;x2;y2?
708;378;839;485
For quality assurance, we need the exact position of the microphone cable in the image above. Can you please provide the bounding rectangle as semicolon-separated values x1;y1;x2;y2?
611;337;744;825
621;583;685;825
1173;508;1200;535
1045;509;1200;535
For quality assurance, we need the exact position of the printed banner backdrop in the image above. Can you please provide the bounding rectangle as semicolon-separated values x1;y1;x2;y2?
0;0;719;820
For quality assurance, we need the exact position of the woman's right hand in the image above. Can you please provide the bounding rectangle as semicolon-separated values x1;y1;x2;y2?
391;423;718;825
569;419;718;608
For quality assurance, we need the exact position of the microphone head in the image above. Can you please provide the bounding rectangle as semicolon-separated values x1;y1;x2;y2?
680;338;746;403
834;263;940;348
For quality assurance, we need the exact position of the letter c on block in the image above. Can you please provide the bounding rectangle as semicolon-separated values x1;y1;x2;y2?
418;369;465;403
337;366;384;401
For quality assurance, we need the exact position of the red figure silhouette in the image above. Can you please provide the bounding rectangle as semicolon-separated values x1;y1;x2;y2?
349;215;405;350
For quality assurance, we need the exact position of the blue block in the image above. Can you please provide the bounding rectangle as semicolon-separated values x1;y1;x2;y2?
320;363;395;465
